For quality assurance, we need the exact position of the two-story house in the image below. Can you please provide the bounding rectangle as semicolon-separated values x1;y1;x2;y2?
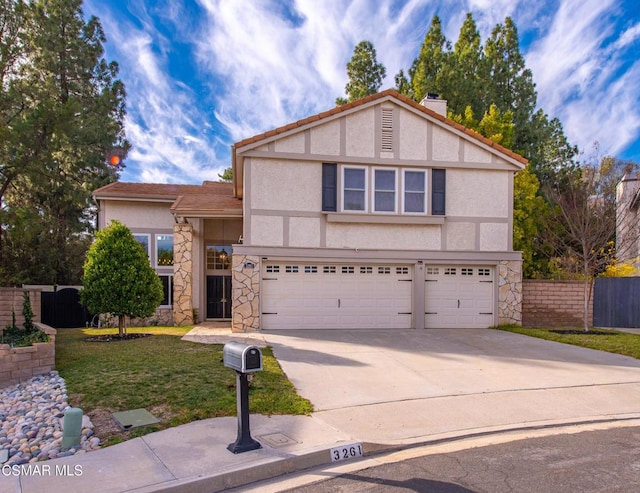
94;89;525;331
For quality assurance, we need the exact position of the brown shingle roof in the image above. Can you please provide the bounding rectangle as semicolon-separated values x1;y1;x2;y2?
234;89;528;166
94;181;242;216
93;181;210;200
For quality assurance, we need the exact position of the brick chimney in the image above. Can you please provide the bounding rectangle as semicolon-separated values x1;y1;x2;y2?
420;93;447;117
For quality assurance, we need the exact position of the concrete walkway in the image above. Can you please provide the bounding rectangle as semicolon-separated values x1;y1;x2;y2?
2;326;640;492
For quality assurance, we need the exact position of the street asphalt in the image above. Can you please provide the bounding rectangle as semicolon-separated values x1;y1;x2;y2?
264;424;640;492
1;327;639;492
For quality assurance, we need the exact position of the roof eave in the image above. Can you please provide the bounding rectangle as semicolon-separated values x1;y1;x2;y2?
232;89;528;169
93;194;178;203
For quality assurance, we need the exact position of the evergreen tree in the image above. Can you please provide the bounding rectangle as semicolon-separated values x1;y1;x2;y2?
409;15;450;103
81;221;163;337
483;17;537;152
336;40;386;105
445;13;485;117
393;69;413;98
0;0;128;285
218;166;233;182
451;104;549;277
525;110;579;187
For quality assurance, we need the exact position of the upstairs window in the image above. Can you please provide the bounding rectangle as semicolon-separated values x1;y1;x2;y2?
343;167;367;211
325;164;444;216
373;169;396;213
403;170;426;213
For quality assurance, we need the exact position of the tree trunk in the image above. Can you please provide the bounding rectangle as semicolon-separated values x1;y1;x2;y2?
582;271;592;333
118;315;125;337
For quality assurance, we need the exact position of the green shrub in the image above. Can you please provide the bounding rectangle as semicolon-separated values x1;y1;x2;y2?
1;292;48;347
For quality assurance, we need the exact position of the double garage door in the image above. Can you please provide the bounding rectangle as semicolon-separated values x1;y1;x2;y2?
261;263;413;329
261;263;494;330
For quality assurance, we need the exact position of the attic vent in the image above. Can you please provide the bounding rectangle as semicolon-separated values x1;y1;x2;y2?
381;108;393;153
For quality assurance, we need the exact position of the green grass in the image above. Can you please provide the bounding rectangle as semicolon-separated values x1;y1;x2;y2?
55;327;312;444
496;325;640;360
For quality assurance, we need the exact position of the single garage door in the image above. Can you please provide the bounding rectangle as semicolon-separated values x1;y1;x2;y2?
424;266;494;328
261;263;413;329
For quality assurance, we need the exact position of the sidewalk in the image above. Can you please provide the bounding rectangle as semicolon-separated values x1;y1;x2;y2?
2;325;640;493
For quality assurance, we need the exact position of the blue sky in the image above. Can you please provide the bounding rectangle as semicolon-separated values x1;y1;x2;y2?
84;0;640;184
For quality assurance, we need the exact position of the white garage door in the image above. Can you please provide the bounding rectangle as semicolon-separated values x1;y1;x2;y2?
424;266;494;328
261;263;413;329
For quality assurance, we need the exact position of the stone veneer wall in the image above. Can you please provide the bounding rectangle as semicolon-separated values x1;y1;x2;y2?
0;322;55;389
522;280;593;328
498;260;523;325
232;255;260;332
173;222;194;325
105;308;174;328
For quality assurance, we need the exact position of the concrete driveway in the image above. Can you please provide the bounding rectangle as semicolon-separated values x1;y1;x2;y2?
262;329;640;444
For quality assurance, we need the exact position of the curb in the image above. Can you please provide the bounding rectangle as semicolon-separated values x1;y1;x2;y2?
134;414;640;492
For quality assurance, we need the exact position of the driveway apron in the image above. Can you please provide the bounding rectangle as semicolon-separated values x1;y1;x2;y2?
262;329;640;444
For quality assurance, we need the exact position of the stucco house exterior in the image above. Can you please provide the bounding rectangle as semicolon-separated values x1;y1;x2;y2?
94;89;526;331
616;173;640;263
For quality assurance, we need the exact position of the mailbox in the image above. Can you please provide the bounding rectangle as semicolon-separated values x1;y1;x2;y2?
223;341;263;453
223;341;263;373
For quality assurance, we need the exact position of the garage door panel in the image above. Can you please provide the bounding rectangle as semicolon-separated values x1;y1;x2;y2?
424;266;494;329
262;263;412;330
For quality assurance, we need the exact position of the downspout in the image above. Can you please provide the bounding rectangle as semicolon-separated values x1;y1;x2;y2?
231;145;238;198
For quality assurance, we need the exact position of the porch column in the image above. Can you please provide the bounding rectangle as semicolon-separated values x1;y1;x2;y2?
173;222;194;325
231;255;260;332
498;259;523;325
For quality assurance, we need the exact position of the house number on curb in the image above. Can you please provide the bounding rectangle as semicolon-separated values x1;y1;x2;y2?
330;443;364;462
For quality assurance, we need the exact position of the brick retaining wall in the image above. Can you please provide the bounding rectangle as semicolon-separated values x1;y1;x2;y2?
0;322;56;389
522;280;593;328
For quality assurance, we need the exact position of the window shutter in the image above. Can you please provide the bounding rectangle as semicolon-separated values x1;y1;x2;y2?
322;163;337;212
432;169;446;215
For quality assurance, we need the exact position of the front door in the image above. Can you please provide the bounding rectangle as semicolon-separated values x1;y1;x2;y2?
207;275;232;319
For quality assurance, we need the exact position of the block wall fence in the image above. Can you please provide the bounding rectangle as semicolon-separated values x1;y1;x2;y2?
0;322;56;389
0;288;53;389
522;280;593;328
0;288;41;330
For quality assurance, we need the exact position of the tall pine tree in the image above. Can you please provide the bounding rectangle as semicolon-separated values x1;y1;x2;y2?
409;15;450;103
0;0;128;285
445;13;485;118
336;41;386;105
483;17;537;153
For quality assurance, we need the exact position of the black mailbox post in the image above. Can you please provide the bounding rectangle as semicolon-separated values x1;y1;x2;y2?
223;342;263;453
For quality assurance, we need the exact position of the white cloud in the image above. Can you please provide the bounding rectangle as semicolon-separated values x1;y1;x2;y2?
526;0;616;109
191;0;449;146
84;0;639;184
525;0;640;157
562;60;640;158
615;22;640;49
85;0;228;184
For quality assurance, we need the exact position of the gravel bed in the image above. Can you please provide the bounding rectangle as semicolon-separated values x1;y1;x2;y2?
0;371;101;465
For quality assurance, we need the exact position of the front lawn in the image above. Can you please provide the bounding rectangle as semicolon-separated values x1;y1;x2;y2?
56;327;312;445
496;325;640;360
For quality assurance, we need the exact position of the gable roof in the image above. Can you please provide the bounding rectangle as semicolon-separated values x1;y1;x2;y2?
94;181;242;218
231;89;528;198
